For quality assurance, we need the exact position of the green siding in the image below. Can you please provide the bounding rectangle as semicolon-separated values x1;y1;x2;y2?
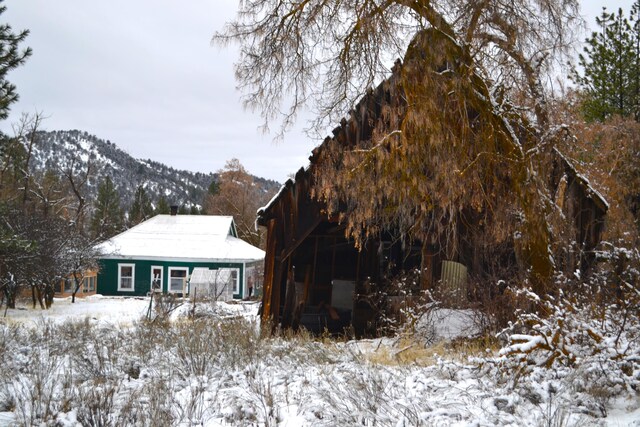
97;259;246;298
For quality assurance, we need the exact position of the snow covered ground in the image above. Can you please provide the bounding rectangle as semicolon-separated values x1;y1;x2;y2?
0;296;637;426
1;295;150;326
2;295;259;326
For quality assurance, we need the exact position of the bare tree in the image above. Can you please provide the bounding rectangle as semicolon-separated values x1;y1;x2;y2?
29;169;68;218
11;111;44;208
215;0;580;136
60;153;95;229
11;212;68;309
67;232;100;303
1;207;100;309
216;0;583;291
205;158;274;247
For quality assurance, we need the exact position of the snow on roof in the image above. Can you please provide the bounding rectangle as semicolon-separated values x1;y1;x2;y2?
553;148;609;211
97;215;265;263
257;178;293;218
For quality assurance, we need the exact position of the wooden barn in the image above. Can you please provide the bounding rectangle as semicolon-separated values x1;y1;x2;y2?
257;45;608;337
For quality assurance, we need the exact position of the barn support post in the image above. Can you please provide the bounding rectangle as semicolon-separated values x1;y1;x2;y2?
261;219;277;321
270;257;285;327
420;241;434;291
281;264;296;329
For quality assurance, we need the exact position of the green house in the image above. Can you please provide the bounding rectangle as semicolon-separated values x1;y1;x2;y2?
96;214;265;299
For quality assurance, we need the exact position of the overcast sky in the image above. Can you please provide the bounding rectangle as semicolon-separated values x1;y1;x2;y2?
1;1;636;183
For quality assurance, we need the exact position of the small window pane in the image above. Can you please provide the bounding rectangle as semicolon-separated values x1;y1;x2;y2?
169;269;188;292
152;268;162;291
119;265;134;290
231;270;239;294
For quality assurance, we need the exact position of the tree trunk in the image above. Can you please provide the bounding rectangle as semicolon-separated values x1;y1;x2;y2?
44;283;54;308
31;285;46;309
4;285;16;309
71;273;83;303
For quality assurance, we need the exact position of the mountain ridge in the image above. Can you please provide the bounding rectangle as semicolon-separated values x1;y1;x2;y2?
29;129;281;210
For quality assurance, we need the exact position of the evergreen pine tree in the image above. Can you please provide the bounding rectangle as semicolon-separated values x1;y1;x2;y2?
631;1;640;120
90;176;124;239
208;180;219;196
0;0;31;200
572;3;640;121
129;185;153;226
0;1;31;121
155;196;170;215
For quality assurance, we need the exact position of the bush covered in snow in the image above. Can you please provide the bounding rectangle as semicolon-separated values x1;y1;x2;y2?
1;246;639;427
490;244;640;421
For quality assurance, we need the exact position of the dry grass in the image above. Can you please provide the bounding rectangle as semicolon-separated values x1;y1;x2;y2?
365;339;447;366
365;333;501;367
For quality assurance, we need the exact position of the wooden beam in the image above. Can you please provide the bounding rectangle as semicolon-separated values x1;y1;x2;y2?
270;256;285;326
280;215;323;261
421;241;434;290
281;263;296;329
261;219;277;321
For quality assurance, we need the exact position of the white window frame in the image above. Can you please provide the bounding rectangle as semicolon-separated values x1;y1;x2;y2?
88;276;96;292
231;269;239;295
118;263;136;292
217;267;240;296
150;266;164;293
168;267;189;294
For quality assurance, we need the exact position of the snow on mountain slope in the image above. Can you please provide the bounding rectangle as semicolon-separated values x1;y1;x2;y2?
27;130;280;210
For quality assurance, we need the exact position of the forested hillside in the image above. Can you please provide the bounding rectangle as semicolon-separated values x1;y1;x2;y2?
30;129;280;210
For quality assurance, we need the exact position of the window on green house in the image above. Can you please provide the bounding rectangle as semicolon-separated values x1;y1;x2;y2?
216;268;240;295
151;266;163;292
118;264;135;292
231;269;239;294
168;267;188;293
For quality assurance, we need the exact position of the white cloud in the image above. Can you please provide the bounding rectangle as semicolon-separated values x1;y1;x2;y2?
1;0;318;182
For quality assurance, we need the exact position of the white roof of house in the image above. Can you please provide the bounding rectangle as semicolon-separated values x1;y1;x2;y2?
97;215;265;263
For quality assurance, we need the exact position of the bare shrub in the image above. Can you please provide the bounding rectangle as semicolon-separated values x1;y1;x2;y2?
70;326;123;382
74;379;121;427
498;278;640;405
305;363;424;426
56;317;95;351
9;348;72;425
172;376;218;426
160;316;260;379
140;377;178;426
237;366;282;426
171;320;221;378
0;322;19;364
150;293;184;322
467;274;530;333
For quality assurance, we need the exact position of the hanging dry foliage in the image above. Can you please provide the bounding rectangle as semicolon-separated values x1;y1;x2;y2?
312;29;555;290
